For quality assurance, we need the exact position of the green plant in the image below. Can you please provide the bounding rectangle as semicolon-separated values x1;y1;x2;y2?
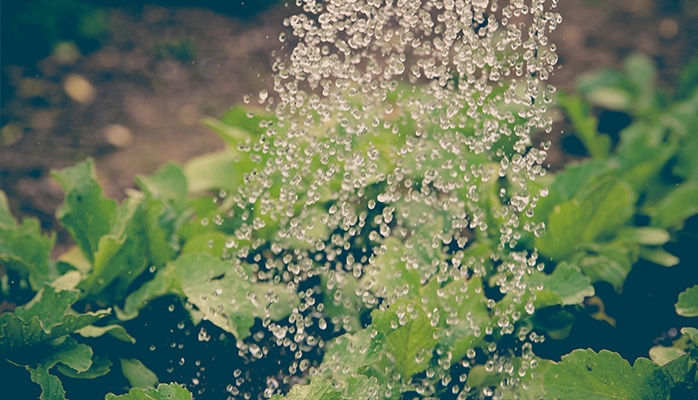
2;5;698;399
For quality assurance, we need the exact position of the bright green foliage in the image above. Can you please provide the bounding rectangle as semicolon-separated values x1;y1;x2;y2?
676;285;698;317
0;192;58;290
105;383;193;400
544;350;670;399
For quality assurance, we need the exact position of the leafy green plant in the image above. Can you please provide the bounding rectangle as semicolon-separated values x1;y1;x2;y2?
2;52;698;399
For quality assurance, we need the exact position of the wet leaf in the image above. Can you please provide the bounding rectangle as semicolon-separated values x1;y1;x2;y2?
536;178;636;261
676;285;698;317
529;262;594;306
105;383;192;400
371;299;438;379
544;349;670;399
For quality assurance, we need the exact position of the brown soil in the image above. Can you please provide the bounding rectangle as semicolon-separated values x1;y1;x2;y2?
1;0;697;243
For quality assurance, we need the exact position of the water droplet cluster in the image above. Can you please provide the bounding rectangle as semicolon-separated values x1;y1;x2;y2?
213;0;560;397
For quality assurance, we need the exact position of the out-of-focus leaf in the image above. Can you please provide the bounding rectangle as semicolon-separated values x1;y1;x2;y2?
543;349;669;399
536;178;636;261
559;94;610;159
0;191;58;290
616;123;678;192
649;182;698;229
52;158;117;263
120;358;158;389
639;248;679;267
649;345;686;366
371;299;438;379
0;285;109;355
676;285;698;317
183;151;239;193
105;383;192;400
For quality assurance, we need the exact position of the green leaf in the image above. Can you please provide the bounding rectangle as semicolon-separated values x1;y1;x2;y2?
537;178;636;261
371;299;438;380
361;237;423;302
639;248;679;267
105;383;193;400
26;337;94;400
119;265;183;320
183;151;240;193
323;329;386;377
29;366;66;400
79;193;149;303
135;163;189;266
682;327;698;343
270;376;340;400
0;191;58;291
529;262;594;306
649;182;698;229
77;324;136;343
52;158;117;263
0;285;110;355
57;354;112;379
171;253;298;339
649;346;686;366
559;94;610;159
676;285;698;317
658;351;698;390
544;349;670;399
120;358;158;389
342;375;381;399
432;276;490;361
572;245;634;291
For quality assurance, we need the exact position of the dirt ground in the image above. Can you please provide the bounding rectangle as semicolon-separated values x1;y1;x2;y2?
1;0;697;242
